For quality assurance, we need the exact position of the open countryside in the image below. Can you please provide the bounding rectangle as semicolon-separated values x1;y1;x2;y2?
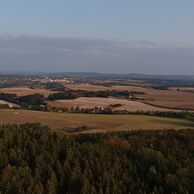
1;0;194;192
0;109;193;132
66;83;194;110
47;97;182;112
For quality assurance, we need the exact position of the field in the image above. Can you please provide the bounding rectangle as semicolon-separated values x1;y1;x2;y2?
0;100;19;108
0;87;55;97
65;83;143;91
170;87;194;92
1;84;194;111
66;83;194;111
66;83;110;91
137;88;194;110
47;97;179;112
0;109;194;133
0;82;194;113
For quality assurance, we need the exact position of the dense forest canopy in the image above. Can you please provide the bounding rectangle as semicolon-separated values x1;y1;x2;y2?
0;123;194;193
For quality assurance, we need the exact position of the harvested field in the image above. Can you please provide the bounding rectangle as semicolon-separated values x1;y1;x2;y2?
169;87;194;92
0;100;19;108
0;87;55;97
1;85;193;111
65;83;145;91
65;84;110;91
0;109;193;132
137;89;194;111
65;84;194;110
47;97;183;112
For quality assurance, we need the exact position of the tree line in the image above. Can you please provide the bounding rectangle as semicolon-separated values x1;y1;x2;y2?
47;90;145;100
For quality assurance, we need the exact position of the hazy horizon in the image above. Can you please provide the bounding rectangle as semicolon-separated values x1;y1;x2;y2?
0;1;194;75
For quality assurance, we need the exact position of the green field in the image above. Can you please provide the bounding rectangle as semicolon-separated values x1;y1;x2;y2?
0;109;194;132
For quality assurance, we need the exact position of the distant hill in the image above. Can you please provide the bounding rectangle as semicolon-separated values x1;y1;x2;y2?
0;71;194;81
55;72;194;81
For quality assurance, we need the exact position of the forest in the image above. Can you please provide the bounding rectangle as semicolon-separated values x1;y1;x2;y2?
0;123;194;193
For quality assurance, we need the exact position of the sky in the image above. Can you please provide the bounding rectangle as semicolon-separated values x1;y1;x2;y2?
0;0;194;74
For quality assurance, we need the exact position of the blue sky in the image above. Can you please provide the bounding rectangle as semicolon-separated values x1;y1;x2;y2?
0;0;194;74
1;0;194;41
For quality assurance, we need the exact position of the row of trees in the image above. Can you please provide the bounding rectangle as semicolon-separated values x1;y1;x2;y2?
47;90;145;100
0;123;194;193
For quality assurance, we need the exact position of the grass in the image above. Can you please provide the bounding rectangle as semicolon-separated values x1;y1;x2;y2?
0;109;194;133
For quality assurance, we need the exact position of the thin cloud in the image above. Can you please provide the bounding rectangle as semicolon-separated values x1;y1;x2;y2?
0;34;193;74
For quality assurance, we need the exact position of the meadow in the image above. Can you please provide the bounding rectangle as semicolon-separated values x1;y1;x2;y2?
0;109;194;133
